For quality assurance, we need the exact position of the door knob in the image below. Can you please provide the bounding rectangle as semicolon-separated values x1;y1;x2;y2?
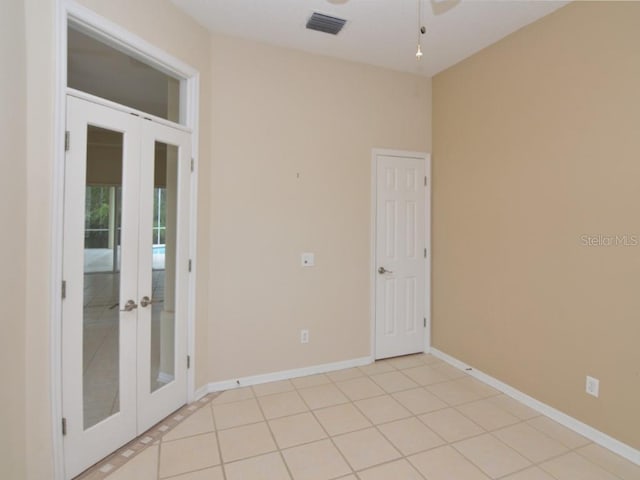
140;296;158;308
120;300;138;312
378;267;393;274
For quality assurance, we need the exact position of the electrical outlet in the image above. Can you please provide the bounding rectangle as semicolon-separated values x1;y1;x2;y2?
300;329;309;344
586;375;599;397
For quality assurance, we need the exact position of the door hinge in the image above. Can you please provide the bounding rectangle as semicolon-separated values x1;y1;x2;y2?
188;259;192;272
190;158;194;172
61;280;66;299
424;176;427;186
62;417;67;436
424;318;427;328
424;248;427;258
187;355;191;369
65;131;70;151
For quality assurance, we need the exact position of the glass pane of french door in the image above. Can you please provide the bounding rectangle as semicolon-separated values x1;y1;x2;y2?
150;142;178;393
83;126;123;428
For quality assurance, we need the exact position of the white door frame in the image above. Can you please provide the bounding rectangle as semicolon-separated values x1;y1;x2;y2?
370;149;431;360
51;2;200;478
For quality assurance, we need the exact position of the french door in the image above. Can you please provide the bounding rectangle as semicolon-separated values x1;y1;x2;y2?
62;95;191;478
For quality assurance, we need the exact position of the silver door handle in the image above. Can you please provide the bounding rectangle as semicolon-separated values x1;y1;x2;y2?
140;296;159;308
120;300;138;312
378;267;393;274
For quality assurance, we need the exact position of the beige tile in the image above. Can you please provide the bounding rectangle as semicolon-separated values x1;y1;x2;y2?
403;365;451;386
358;361;396;376
336;377;385;401
502;466;557;480
258;391;308;419
333;427;401;471
225;452;291;480
494;422;568;463
457;377;501;397
419;353;444;365
540;452;620;480
526;416;590;449
313;402;371;436
387;355;426;370
169;466;225;480
106;445;158;480
252;379;295;397
282;439;351;480
298;383;349;410
454;433;531;478
358;459;424;480
163;406;215;441
159;433;220;478
327;368;364;382
370;371;418;393
409;445;491;480
211;387;254;405
419;408;484;442
354;395;412;425
393;387;448;415
430;362;468;379
269;412;327;449
576;443;640;480
427;379;489;405
217;422;277;463
487;395;539;420
291;374;331;389
457;398;520;431
212;398;263;430
378;417;445;455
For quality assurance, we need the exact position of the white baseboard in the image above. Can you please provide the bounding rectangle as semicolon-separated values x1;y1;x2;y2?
202;356;373;394
193;384;209;402
431;348;640;466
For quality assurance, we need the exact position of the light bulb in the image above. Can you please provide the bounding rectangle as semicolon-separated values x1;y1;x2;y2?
416;44;423;59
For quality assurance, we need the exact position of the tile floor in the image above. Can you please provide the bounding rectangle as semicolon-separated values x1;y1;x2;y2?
86;353;639;480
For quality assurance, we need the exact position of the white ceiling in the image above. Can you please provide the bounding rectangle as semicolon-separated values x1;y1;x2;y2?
171;0;568;77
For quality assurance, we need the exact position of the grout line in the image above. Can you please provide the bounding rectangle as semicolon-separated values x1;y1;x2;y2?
301;393;357;477
251;387;295;480
209;403;228;480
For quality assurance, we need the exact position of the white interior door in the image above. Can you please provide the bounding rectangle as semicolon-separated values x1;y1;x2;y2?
374;152;430;359
62;95;191;478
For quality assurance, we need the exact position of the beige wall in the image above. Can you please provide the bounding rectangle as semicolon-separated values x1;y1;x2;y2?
207;35;431;381
0;1;27;477
433;2;640;450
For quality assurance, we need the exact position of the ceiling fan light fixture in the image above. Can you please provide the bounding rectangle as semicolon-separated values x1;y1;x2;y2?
416;44;423;59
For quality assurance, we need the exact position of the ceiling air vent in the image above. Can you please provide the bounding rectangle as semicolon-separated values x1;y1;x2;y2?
306;12;347;35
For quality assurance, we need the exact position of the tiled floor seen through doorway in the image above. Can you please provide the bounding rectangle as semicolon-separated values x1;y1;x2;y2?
82;353;639;480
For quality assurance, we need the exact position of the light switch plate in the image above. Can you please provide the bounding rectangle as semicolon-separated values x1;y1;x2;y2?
301;253;315;267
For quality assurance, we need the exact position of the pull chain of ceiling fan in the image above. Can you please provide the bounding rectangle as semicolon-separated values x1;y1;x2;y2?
416;0;424;59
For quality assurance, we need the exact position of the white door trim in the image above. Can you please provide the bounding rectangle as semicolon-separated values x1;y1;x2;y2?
51;2;200;478
370;149;431;360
